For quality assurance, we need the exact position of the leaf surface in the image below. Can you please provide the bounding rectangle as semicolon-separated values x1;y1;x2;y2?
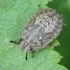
0;0;68;70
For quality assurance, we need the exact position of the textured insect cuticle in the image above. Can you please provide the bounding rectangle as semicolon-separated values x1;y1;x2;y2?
39;37;42;40
19;8;63;55
28;27;31;30
33;40;35;43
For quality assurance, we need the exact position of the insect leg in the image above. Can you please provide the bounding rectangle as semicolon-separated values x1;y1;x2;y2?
29;47;35;58
10;40;19;44
63;23;66;27
10;39;23;45
38;4;42;10
25;52;28;60
31;51;36;58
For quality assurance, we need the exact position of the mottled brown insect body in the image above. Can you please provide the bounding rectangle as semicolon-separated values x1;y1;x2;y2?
19;8;63;52
10;8;63;60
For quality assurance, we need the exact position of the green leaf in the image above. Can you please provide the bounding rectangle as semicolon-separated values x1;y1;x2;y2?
0;0;68;70
50;39;60;47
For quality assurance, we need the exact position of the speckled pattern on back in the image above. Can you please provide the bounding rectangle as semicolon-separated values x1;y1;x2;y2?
19;8;63;52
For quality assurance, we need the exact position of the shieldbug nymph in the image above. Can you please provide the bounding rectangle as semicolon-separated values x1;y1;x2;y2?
10;7;64;60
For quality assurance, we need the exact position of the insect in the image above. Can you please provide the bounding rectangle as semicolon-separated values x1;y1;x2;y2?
10;7;64;60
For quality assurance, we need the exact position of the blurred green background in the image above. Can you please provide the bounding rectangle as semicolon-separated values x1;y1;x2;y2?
47;0;70;69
